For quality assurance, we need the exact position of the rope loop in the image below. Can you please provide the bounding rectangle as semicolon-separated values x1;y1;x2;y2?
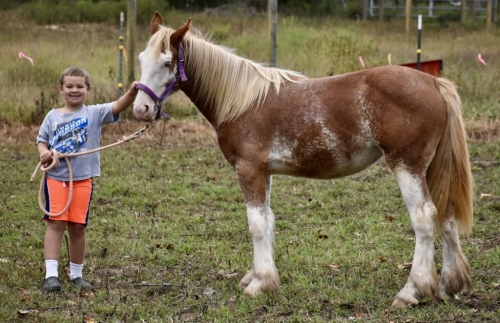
31;122;157;217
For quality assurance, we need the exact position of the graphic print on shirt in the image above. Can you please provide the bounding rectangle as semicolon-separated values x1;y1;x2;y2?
49;117;89;154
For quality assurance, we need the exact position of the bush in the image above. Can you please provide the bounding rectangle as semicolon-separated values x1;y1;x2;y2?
19;0;168;25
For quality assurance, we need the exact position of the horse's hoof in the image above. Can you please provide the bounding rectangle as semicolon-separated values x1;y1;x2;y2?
239;272;253;288
438;291;460;301
438;291;451;301
438;283;465;301
391;297;418;308
243;285;262;297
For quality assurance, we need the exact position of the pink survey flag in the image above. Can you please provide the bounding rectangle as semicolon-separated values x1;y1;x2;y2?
18;52;34;66
359;56;365;68
477;53;487;66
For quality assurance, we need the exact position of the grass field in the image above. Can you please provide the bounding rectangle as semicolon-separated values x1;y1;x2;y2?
1;7;500;323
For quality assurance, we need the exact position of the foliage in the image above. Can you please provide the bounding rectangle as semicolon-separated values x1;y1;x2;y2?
17;0;168;25
0;0;31;11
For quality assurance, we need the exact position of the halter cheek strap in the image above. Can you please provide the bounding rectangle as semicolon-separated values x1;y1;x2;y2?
136;43;188;120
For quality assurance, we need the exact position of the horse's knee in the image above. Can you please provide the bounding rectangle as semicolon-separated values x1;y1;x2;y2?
411;203;437;238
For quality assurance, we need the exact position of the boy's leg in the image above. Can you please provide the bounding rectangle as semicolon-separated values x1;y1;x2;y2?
44;177;70;268
67;222;91;289
44;220;67;261
67;222;86;265
43;220;67;291
66;179;93;289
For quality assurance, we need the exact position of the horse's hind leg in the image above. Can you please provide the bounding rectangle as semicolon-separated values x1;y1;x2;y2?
236;167;279;296
392;167;439;307
439;216;472;300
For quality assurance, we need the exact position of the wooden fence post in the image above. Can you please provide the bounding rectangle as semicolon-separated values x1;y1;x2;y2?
268;0;277;67
461;0;467;23
126;0;136;87
406;0;412;44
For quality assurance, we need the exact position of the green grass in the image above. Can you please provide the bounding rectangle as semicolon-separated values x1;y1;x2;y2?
1;8;500;323
1;121;499;322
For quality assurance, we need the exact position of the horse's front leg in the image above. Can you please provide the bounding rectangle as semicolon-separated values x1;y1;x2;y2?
236;165;279;296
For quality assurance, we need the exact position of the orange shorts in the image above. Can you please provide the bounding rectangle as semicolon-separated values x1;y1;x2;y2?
43;178;93;225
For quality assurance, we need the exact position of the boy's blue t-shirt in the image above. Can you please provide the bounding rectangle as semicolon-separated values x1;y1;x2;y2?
36;103;118;181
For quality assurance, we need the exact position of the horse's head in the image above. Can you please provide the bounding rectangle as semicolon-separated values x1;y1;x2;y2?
133;12;191;121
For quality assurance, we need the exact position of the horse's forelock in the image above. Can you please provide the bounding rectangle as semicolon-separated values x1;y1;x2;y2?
148;26;173;60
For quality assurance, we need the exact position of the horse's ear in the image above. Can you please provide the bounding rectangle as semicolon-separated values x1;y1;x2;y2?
150;11;163;35
170;18;191;48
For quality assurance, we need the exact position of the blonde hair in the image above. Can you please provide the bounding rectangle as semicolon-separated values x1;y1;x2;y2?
59;67;91;88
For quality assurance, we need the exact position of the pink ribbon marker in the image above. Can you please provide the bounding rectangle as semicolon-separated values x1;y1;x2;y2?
359;56;365;68
18;52;34;66
477;53;487;66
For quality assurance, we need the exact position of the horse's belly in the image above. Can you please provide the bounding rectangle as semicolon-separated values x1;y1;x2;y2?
268;141;383;179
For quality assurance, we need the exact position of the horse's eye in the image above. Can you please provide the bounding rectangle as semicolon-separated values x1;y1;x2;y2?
165;61;171;68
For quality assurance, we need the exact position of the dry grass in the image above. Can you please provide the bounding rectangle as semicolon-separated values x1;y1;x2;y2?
466;119;500;141
1;117;217;148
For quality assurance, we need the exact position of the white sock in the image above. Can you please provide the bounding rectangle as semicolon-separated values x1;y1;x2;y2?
70;262;83;280
45;259;59;279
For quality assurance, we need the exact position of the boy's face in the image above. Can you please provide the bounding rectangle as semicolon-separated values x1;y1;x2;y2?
59;75;91;108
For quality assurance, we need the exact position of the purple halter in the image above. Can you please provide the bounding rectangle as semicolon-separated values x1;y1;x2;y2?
136;43;188;120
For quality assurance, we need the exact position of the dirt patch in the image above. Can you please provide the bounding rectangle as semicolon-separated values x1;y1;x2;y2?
0;118;217;148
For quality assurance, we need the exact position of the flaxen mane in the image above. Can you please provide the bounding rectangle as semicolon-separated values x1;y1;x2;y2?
150;25;305;125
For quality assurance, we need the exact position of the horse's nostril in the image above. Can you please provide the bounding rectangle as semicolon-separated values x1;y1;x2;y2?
144;105;149;113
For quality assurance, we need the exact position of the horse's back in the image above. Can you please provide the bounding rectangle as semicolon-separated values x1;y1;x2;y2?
304;65;448;165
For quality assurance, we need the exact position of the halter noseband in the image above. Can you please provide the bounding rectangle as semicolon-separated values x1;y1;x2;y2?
136;43;188;120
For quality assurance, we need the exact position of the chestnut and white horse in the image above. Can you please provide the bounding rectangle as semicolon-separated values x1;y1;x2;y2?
133;12;473;307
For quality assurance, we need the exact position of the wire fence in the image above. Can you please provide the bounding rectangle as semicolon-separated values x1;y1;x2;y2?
368;0;498;21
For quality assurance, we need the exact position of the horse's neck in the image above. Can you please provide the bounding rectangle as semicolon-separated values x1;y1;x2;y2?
180;85;219;128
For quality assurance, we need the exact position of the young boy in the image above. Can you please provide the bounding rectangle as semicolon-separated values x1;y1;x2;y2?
36;67;138;291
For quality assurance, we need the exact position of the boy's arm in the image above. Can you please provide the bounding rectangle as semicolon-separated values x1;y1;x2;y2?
112;81;139;116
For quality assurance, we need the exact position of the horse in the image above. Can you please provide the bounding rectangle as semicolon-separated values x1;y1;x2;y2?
132;12;473;307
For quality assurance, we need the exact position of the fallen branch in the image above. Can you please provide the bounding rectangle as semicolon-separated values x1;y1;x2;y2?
18;306;66;315
133;283;181;288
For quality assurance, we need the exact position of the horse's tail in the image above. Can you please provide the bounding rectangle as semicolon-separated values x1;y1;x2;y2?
427;77;473;236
